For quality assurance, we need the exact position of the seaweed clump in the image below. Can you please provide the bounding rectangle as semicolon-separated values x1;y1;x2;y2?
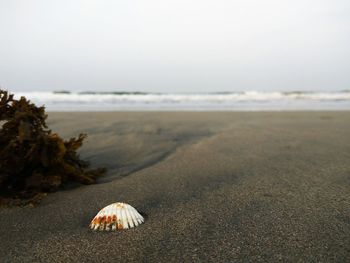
0;90;105;206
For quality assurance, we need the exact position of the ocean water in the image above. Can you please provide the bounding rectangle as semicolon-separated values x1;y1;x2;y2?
11;90;350;111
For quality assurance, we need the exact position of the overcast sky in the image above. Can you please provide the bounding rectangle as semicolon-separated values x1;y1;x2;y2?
0;0;349;93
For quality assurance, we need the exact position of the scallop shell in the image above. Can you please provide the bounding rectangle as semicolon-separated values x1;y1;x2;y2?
90;202;144;231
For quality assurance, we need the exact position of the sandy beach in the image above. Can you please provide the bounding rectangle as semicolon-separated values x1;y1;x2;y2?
0;112;349;262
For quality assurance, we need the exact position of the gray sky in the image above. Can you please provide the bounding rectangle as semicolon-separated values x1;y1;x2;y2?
1;0;349;93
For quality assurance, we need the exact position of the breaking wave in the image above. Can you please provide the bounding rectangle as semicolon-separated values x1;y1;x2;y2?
10;90;350;111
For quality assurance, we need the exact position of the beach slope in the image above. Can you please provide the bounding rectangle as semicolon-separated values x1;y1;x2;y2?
0;112;349;262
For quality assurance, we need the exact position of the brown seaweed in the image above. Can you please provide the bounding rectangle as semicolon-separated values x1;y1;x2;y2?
0;90;106;206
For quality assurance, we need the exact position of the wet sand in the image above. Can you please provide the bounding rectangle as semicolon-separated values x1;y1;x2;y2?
1;112;349;262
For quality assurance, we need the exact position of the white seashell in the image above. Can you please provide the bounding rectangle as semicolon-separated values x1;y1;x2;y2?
90;202;144;231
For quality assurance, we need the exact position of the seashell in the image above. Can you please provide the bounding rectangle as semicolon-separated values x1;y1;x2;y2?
90;202;144;231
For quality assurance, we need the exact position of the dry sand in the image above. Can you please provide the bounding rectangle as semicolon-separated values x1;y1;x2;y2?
0;112;349;262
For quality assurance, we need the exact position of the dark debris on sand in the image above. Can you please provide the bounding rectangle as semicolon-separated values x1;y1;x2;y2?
0;90;105;206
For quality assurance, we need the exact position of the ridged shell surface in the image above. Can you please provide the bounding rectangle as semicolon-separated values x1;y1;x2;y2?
90;202;144;231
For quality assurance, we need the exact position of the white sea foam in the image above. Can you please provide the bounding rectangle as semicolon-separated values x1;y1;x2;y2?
10;90;350;111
